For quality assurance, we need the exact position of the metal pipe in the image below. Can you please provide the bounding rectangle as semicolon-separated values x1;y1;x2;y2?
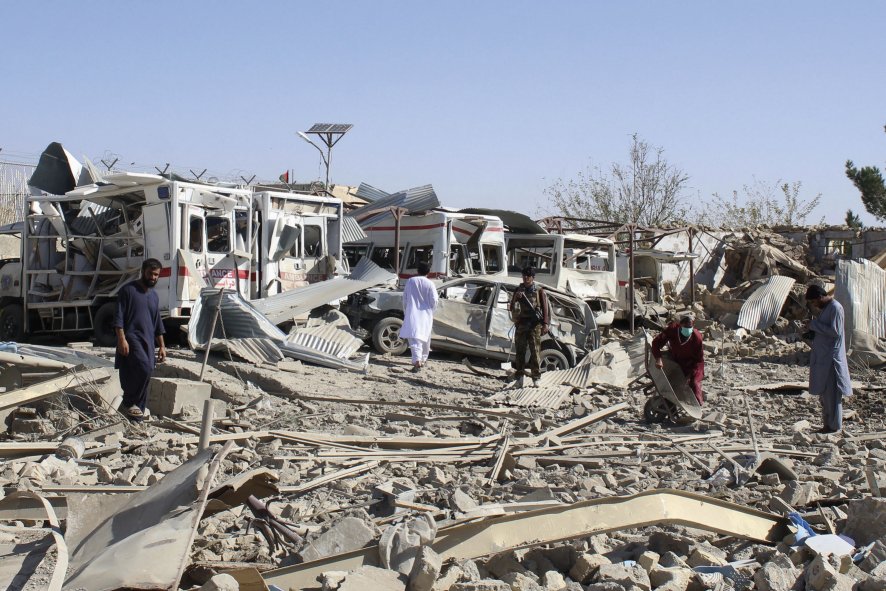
198;399;213;451
199;288;224;382
393;209;402;277
629;226;636;334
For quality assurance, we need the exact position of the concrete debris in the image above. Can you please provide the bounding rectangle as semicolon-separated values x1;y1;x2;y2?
0;209;884;591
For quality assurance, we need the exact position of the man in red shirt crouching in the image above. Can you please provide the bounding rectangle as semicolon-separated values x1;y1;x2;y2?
651;312;705;405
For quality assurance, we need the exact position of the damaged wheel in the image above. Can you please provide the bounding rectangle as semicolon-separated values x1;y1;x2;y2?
539;348;569;372
371;317;408;355
643;396;675;423
0;303;24;342
93;302;118;347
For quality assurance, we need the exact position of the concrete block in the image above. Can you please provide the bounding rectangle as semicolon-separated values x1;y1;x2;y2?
805;554;854;591
687;543;727;567
542;571;566;591
649;566;692;591
146;377;211;417
298;516;375;563
409;546;442;591
500;572;543;591
569;553;610;584
198;574;239;591
339;566;406;591
753;554;801;591
595;563;651;591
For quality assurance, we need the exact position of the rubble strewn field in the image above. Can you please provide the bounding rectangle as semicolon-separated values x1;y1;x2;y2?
1;330;884;591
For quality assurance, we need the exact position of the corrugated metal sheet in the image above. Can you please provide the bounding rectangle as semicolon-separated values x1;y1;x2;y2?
188;288;368;372
341;215;367;244
285;324;363;360
355;182;390;203
252;258;396;325
835;258;886;364
490;386;573;409
348;184;439;227
737;276;796;331
217;338;284;365
536;333;647;389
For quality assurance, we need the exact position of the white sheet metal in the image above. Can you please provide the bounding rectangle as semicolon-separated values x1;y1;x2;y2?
189;288;368;372
348;184;439;226
490;386;573;409
341;215;367;244
536;333;647;389
737;276;796;331
218;338;284;365
252;258;396;325
835;258;886;365
285;324;364;360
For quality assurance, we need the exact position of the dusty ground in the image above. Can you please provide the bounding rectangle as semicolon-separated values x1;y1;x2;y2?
3;336;885;590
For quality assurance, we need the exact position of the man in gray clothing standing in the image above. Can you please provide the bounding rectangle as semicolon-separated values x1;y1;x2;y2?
804;284;852;433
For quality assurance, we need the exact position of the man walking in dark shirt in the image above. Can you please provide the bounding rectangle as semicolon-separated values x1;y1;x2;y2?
114;258;166;421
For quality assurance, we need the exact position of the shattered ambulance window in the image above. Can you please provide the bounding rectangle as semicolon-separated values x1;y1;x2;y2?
189;216;204;252
507;244;554;274
304;225;323;257
482;245;502;273
370;246;403;271
405;245;434;271
206;217;231;253
449;245;469;274
344;244;369;268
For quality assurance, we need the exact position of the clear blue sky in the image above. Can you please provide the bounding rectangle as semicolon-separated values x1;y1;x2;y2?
3;1;885;225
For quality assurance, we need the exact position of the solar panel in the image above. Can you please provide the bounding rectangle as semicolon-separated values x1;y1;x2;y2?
307;123;353;134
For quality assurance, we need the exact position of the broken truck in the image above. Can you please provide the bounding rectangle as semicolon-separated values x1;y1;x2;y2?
505;232;618;327
344;210;507;284
0;145;347;345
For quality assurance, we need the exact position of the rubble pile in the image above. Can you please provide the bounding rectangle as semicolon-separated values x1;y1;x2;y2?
0;338;884;591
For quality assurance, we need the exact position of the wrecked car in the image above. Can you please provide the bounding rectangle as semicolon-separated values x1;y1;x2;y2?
342;277;599;370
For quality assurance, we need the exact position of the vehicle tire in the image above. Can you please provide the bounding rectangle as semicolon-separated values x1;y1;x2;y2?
93;302;118;347
371;317;408;355
643;396;674;423
0;303;24;342
539;348;569;372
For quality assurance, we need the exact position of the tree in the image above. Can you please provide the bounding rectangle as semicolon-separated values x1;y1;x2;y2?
845;209;864;229
698;179;822;228
846;124;886;221
544;134;689;226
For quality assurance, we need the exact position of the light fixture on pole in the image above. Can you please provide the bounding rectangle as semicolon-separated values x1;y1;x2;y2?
297;123;353;192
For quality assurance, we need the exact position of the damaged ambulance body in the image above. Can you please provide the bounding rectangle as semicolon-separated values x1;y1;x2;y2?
505;233;618;326
344;211;507;284
251;190;345;298
0;173;253;345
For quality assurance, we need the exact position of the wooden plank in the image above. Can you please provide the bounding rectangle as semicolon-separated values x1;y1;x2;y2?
278;461;379;495
528;402;629;443
0;366;112;411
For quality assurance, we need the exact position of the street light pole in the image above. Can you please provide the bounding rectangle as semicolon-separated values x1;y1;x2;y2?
297;124;352;193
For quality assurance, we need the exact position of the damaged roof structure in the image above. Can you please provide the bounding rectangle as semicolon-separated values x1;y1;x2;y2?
0;145;884;591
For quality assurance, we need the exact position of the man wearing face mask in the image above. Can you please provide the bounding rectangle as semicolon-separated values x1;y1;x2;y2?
804;284;852;433
114;258;167;421
651;312;705;405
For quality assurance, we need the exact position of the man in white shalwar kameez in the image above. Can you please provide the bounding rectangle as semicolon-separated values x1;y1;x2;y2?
805;284;853;433
399;262;438;371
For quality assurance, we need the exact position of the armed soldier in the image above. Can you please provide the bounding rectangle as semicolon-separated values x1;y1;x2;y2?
509;266;550;388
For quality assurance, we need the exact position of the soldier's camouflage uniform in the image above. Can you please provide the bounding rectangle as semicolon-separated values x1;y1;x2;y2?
509;284;549;379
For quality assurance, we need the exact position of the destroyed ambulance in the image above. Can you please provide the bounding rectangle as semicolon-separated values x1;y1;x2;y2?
343;210;507;282
504;233;618;326
0;143;346;345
